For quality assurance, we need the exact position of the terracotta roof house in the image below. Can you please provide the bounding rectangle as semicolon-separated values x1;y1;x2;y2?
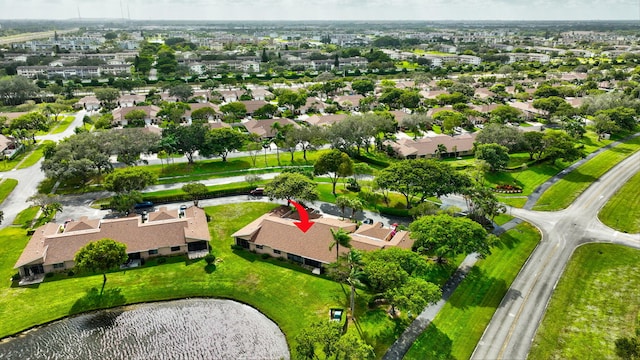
14;206;210;284
388;133;478;159
508;101;546;119
419;90;448;99
0;134;20;158
240;100;269;116
243;118;298;138
390;110;410;123
75;95;101;111
232;210;413;268
251;88;274;101
184;102;221;122
111;105;161;126
334;95;364;111
300;97;327;115
304;114;348;127
118;94;146;107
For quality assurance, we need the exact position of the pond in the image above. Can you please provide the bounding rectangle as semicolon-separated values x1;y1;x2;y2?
0;299;289;360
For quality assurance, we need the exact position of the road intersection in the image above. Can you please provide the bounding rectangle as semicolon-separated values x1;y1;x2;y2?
472;146;640;360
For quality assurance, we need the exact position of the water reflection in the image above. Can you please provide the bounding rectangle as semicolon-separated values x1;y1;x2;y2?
0;299;289;360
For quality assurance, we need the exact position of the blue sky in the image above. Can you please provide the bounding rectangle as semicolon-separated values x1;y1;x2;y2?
0;0;638;20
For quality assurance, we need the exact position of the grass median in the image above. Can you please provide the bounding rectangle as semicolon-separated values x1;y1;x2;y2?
533;135;640;211
405;222;541;360
598;170;640;233
50;116;76;134
0;178;18;204
529;244;640;359
17;140;54;169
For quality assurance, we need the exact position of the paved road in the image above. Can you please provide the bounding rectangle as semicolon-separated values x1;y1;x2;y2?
0;111;86;229
472;147;640;360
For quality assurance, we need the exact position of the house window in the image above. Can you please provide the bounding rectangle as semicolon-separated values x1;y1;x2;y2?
287;254;303;264
273;249;281;255
53;263;65;269
171;246;181;252
255;245;264;250
149;249;159;255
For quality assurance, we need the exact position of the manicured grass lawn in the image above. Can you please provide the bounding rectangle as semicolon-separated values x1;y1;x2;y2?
0;203;401;359
405;223;541;360
17;140;53;169
50;116;75;134
0;178;18;204
533;136;640;211
529;244;640;359
493;214;515;226
484;160;566;196
496;195;528;208
598;170;640;233
0;146;34;172
150;149;325;180
12;206;40;228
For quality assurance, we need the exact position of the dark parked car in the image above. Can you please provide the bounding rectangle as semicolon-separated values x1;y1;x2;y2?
134;201;154;209
249;188;264;197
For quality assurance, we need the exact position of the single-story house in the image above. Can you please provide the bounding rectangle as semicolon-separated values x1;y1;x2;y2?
14;206;210;284
334;95;364;111
299;97;327;115
304;114;347;127
388;133;478;159
111;105;161;126
232;209;412;268
118;94;146;107
0;134;20;159
251;88;274;101
185;102;221;123
240;100;269;116
75;95;101;111
243;118;298;138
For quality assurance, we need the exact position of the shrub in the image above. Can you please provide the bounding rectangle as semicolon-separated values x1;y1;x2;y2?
204;253;216;265
157;257;167;264
230;244;244;251
261;253;271;260
67;270;75;277
11;273;21;282
45;272;54;278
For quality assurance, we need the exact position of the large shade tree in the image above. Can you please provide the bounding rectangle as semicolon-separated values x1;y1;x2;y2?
410;214;496;262
263;172;319;204
74;238;128;294
313;149;354;196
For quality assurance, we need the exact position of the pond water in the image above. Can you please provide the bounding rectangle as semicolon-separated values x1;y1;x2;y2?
0;298;289;360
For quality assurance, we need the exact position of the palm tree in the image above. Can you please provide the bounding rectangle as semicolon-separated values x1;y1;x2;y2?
436;143;447;159
329;228;351;262
345;249;365;319
270;122;283;166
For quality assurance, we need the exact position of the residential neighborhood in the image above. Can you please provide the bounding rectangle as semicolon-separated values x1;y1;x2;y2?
0;16;639;360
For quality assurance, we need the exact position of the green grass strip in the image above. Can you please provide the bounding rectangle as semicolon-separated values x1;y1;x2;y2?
17;140;54;169
530;244;640;359
50;116;75;134
0;178;18;204
405;222;541;360
598;170;640;233
12;206;40;227
533;136;640;211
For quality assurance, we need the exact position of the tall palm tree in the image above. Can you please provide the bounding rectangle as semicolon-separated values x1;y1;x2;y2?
345;249;365;319
270;122;283;166
329;228;351;262
436;143;447;159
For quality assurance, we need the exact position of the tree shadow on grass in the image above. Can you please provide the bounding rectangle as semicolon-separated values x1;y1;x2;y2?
405;323;456;360
204;264;216;273
69;287;126;316
446;267;508;310
562;169;598;184
492;228;523;250
231;248;321;277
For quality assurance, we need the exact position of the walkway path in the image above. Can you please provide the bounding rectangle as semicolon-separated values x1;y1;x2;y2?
383;133;640;360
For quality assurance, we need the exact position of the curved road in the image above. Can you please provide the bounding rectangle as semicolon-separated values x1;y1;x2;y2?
472;148;640;359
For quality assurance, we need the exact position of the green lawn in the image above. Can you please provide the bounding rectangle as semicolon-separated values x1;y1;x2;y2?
50;116;76;134
0;203;402;359
533;136;640;211
405;222;541;360
0;178;18;204
12;206;40;228
529;244;640;359
484;160;566;197
17;140;54;169
598;170;640;233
